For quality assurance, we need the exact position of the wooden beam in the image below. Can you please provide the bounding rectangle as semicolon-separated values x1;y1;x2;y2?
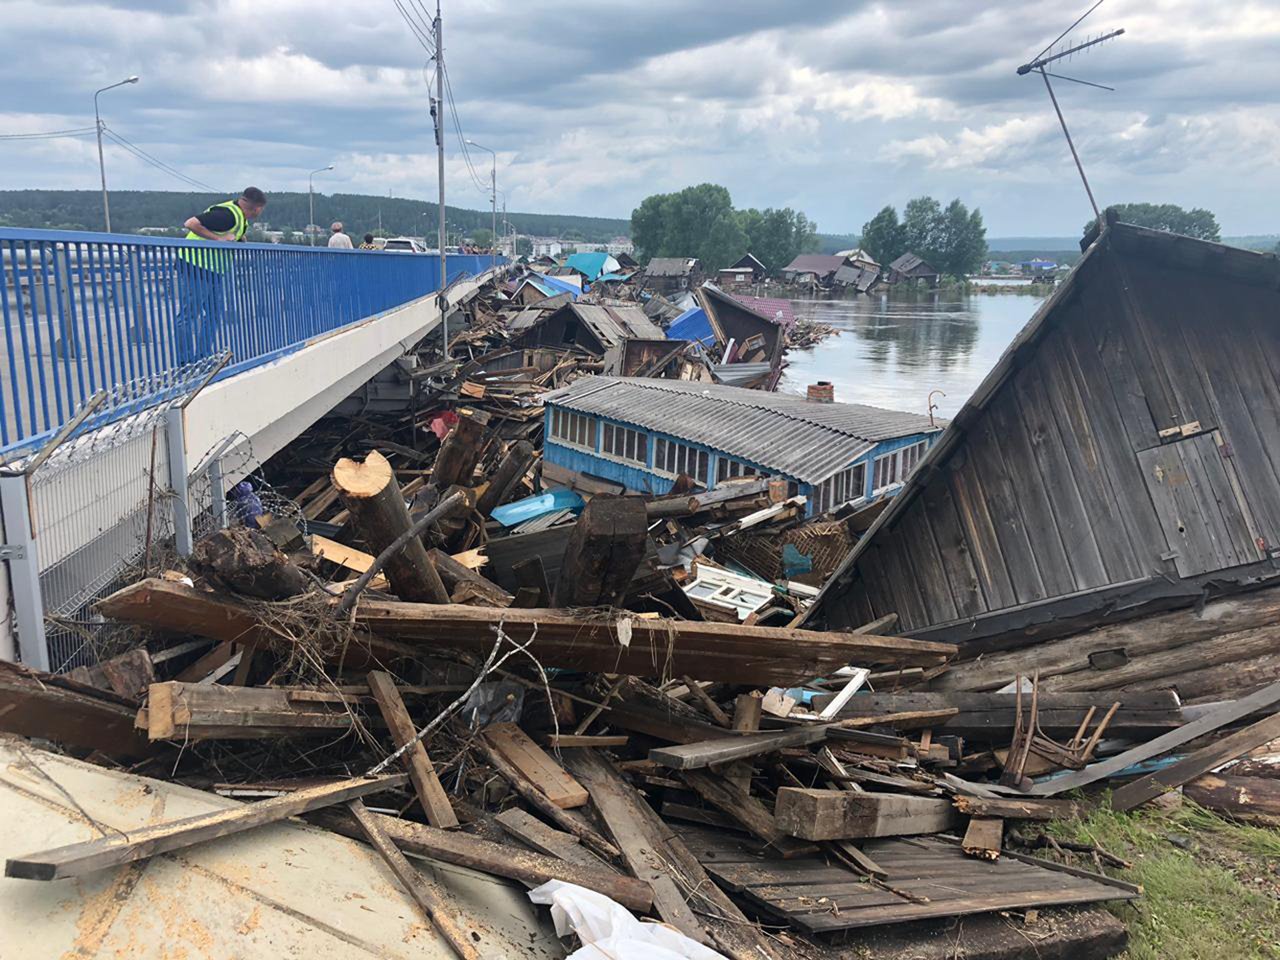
475;440;537;517
544;734;629;748
311;534;388;589
432;409;489;489
1110;710;1280;812
345;801;481;960
143;682;357;740
480;723;588;809
831;708;960;730
5;774;406;881
429;548;511;607
321;807;651;911
99;579;957;685
553;495;649;608
682;770;814;857
774;788;961;840
510;556;552;606
649;725;830;770
681;677;732;728
334;450;449;603
1184;773;1280;827
0;661;149;759
1029;678;1280;796
366;671;458;828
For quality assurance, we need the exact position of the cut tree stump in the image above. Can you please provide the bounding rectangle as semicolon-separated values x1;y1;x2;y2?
190;526;308;600
333;450;449;604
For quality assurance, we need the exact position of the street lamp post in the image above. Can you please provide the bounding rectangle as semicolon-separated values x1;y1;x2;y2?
93;75;139;234
465;139;497;266
308;165;334;246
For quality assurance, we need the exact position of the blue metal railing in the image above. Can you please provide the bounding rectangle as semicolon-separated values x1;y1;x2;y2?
0;227;499;456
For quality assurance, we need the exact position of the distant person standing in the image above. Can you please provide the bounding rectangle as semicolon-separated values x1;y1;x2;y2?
328;222;353;249
176;187;267;364
359;233;378;250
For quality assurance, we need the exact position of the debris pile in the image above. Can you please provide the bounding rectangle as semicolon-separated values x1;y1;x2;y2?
5;259;1280;960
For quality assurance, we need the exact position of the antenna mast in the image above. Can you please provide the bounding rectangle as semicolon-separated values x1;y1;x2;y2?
1017;3;1124;233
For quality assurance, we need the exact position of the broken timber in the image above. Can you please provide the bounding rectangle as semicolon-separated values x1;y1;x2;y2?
480;722;588;808
5;773;406;880
367;670;458;828
649;725;830;770
144;681;358;740
552;495;648;608
98;579;956;685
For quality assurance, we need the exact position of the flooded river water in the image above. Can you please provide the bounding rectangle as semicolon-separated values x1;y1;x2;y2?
778;291;1046;419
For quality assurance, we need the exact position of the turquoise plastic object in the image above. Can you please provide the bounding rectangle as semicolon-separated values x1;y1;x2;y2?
491;488;586;528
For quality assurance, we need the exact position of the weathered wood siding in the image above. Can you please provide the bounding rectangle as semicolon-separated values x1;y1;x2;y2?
820;227;1280;641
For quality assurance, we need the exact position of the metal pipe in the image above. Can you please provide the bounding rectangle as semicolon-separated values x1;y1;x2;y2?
434;0;448;354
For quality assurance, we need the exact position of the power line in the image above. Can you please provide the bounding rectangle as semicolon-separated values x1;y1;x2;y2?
0;126;97;141
441;62;494;197
392;0;435;55
101;127;218;192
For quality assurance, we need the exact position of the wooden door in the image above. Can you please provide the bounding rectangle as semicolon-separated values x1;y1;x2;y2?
1137;431;1264;577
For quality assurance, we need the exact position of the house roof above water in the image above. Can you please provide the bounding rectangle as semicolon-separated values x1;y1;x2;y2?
543;376;941;484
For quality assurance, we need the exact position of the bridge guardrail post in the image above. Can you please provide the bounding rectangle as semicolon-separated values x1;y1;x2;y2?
165;407;193;557
0;472;49;670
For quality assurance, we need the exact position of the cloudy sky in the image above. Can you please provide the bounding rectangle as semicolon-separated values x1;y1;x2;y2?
1;0;1277;236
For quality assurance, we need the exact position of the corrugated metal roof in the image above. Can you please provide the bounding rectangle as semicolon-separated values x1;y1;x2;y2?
730;294;796;329
543;376;941;484
710;361;772;387
889;252;938;275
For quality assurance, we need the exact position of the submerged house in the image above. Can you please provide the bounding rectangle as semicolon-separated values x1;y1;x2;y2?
717;253;767;289
642;257;703;294
807;217;1280;656
781;254;846;287
886;252;940;287
541;377;942;515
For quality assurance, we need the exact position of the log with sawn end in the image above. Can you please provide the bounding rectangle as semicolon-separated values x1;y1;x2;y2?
333;449;449;603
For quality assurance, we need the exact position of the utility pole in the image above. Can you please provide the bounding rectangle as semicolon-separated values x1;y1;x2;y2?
433;0;448;354
93;75;139;233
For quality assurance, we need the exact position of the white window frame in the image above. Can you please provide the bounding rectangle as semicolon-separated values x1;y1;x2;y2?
601;420;648;466
812;462;867;515
550;408;596;452
872;440;928;495
654;437;710;485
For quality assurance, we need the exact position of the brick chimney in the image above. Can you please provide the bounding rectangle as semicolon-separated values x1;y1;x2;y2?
807;381;834;403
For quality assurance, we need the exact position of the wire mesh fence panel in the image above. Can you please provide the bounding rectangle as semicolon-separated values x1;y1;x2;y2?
29;404;178;672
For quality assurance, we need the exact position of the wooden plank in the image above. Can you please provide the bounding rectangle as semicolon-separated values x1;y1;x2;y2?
562;748;783;960
366;671;458;828
345;801;481;960
919;476;988;618
681;677;732;727
1110;710;1280;811
5;774;406;881
310;534;388;589
831;708;959;730
493;808;608;868
326;807;651;911
99;579;958;685
144;681;357;740
946;454;1018;611
481;722;588;809
544;734;629;748
893;505;960;624
475;736;617;858
0;661;149;759
1030;678;1280;796
961;816;1003;860
775;788;961;840
649;725;830;770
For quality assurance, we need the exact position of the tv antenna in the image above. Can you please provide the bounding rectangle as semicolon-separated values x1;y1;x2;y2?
1017;0;1124;231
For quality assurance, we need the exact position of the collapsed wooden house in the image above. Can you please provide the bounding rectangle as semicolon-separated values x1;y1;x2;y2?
886;253;940;287
507;301;664;358
807;216;1280;698
641;257;703;294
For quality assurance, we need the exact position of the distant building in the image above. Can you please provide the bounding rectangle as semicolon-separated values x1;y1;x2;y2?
606;237;635;256
642;257;703;295
781;254;846;287
886;252;940;287
717;252;767;289
530;237;565;258
541;377;942;515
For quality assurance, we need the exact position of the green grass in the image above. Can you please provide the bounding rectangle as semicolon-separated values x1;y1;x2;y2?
1046;799;1280;960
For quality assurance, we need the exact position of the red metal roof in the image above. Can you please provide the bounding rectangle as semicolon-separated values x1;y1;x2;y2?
731;294;796;330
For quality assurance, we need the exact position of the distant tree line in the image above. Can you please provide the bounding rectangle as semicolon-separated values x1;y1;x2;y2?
1081;203;1221;242
630;183;819;273
0;190;632;243
860;197;988;277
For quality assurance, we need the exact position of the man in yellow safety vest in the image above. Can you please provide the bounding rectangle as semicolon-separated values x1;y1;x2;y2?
174;187;267;363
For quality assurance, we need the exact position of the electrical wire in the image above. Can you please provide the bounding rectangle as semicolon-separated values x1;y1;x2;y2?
392;0;435;55
0;126;97;141
101;127;218;192
442;61;494;196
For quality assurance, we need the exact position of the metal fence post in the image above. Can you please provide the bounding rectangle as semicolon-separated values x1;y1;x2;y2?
0;473;49;670
165;407;193;557
207;455;229;530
